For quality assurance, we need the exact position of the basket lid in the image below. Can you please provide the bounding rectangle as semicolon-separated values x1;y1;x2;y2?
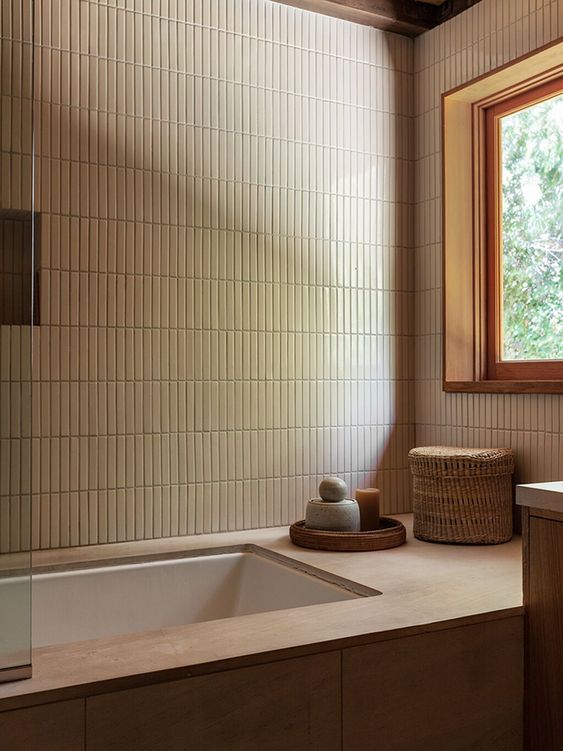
409;446;513;461
408;446;515;477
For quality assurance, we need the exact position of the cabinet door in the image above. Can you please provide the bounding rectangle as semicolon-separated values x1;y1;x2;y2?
87;652;341;751
527;516;563;750
343;618;523;751
0;699;85;751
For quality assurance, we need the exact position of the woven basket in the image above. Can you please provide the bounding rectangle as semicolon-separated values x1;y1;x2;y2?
408;446;515;545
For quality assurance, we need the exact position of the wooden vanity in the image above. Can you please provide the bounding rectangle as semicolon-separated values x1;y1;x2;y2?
0;515;524;751
517;483;563;751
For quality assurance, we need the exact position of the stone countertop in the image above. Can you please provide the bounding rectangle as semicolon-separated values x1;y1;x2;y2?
0;514;522;711
516;482;563;513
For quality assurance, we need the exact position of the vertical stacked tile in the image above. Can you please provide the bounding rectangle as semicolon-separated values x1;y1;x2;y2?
0;0;34;554
414;0;563;484
30;0;415;549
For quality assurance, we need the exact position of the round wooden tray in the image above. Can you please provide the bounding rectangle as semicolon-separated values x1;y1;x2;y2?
289;517;407;552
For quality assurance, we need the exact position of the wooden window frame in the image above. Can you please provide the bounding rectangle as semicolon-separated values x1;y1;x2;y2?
485;76;563;382
442;38;563;394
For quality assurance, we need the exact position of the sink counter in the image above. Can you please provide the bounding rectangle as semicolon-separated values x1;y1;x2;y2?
0;514;522;711
516;481;563;513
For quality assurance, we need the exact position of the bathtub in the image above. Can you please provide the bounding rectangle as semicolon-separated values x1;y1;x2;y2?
26;545;380;648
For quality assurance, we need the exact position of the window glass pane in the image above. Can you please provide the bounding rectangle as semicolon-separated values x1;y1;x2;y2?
500;91;563;361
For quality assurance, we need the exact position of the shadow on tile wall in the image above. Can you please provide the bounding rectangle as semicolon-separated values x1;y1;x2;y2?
24;0;416;549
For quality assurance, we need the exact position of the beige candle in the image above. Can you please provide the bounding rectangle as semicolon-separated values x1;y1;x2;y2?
354;488;381;531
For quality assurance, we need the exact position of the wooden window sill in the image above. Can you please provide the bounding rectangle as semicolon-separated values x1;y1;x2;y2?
443;381;563;394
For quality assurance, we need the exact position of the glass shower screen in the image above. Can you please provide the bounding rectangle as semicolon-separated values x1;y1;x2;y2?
0;0;34;682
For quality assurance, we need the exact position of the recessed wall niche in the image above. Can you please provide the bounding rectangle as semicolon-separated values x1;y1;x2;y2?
0;210;39;326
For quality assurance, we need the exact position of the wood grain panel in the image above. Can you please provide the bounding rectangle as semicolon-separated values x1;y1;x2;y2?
443;380;563;394
342;618;523;751
526;515;563;750
271;0;436;36
272;0;482;36
87;652;341;751
0;699;85;751
529;507;563;523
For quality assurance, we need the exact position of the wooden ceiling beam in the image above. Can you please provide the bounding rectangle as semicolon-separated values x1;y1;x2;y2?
272;0;437;37
272;0;483;38
435;0;483;25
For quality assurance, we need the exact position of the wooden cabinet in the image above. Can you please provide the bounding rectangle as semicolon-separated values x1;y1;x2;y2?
523;509;563;750
0;615;525;751
342;618;523;751
0;700;85;751
86;652;341;751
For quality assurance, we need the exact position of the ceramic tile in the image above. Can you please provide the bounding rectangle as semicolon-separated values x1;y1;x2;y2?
413;0;563;491
11;0;562;551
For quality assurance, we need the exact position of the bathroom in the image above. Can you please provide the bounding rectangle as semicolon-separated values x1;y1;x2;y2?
0;0;562;748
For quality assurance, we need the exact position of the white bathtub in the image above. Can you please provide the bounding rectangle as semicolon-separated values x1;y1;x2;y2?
29;545;379;648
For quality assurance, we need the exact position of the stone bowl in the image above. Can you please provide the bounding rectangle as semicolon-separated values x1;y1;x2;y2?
305;498;361;532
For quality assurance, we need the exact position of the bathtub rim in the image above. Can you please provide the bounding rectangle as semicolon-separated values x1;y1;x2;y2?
1;544;380;683
27;543;381;599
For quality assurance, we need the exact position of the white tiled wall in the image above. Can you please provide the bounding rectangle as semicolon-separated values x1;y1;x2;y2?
8;0;415;550
5;0;559;552
414;0;563;484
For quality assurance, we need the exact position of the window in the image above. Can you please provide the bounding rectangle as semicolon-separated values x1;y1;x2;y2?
442;38;563;393
485;79;563;381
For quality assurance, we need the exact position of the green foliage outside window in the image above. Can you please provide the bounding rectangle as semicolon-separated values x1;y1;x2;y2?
501;92;563;361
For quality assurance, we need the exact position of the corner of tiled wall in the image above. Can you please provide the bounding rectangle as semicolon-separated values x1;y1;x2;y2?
414;0;563;483
5;0;562;552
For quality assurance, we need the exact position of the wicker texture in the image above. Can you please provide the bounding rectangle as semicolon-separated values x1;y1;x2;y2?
289;517;406;552
409;446;515;545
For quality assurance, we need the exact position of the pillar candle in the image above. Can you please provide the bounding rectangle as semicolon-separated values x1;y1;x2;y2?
354;488;381;531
